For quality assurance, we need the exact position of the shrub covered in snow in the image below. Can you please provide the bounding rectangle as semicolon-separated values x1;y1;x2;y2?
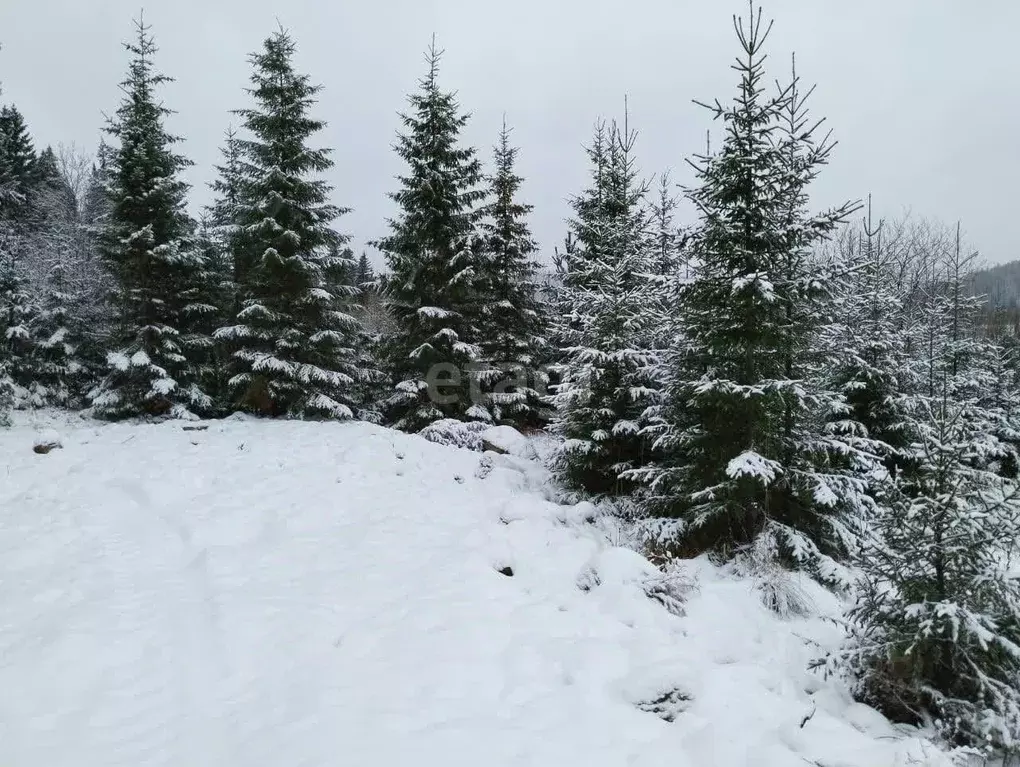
417;418;491;451
576;546;696;619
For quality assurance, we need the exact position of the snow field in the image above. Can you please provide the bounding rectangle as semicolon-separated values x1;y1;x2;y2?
0;413;952;766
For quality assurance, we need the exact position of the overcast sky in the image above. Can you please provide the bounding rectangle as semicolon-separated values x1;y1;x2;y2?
1;0;1017;266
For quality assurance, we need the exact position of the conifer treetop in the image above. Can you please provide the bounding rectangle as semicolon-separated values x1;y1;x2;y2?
379;38;485;261
103;15;193;250
234;28;340;193
485;116;537;262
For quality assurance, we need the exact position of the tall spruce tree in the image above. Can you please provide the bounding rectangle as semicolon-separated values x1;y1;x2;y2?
0;257;11;421
0;104;41;405
199;128;244;412
80;141;113;231
185;216;234;413
476;118;549;426
89;17;210;419
824;200;914;483
74;141;117;389
547;123;609;388
215;28;363;419
0;105;37;220
374;40;488;431
0;239;34;407
649;171;686;277
553;117;658;496
633;5;868;584
0;102;38;407
0;70;16;423
643;171;688;406
0;231;10;427
24;146;84;406
206;126;243;292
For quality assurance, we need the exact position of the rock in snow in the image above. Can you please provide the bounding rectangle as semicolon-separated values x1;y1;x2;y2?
32;427;63;454
480;425;531;456
0;412;954;767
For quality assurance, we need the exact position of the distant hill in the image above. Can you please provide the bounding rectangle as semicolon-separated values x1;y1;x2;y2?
970;259;1020;309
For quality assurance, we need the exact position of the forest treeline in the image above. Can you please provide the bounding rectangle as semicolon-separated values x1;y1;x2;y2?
3;3;1020;756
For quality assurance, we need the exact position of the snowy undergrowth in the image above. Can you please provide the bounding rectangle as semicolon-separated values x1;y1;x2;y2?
0;412;954;766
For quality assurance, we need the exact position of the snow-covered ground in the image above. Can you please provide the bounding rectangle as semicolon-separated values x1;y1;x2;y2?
0;412;954;766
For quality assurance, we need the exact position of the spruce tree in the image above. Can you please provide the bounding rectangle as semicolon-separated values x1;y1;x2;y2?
0;241;34;406
0;105;37;219
89;18;210;420
199;128;244;413
476;118;549;426
0;105;41;403
842;393;1020;752
206;126;244;314
836;229;1020;751
546;123;608;395
332;241;357;289
74;141;117;391
80;141;113;231
215;28;363;419
374;40;488;431
553;117;658;496
0;225;12;426
0;230;16;423
634;5;867;583
0;70;17;423
356;251;375;286
0;122;42;406
643;171;688;410
980;340;1020;480
185;217;233;413
24;147;84;406
824;200;914;482
649;171;685;277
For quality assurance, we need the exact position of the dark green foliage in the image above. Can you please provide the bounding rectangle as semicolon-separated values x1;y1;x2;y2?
373;41;489;431
0;105;37;219
0;245;35;400
206;126;242;303
634;5;867;584
185;219;234;414
216;28;364;420
356;252;375;286
552;119;657;498
89;18;211;419
475;119;549;427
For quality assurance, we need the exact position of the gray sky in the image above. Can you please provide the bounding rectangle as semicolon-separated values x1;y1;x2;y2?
2;0;1017;266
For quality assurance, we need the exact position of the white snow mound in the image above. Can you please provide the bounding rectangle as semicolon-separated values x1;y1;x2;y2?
33;427;63;450
0;412;952;767
480;424;534;457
